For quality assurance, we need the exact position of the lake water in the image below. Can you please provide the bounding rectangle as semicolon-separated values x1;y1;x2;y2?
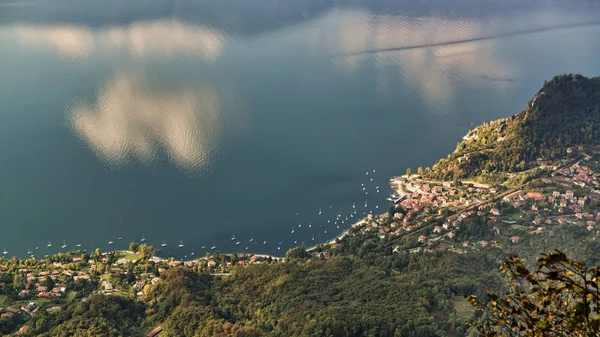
1;0;600;258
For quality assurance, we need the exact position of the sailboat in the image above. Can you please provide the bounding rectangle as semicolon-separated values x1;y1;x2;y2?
191;250;195;256
141;235;146;242
76;244;82;247
108;241;114;245
3;248;7;255
231;235;236;241
319;208;322;215
309;222;312;228
235;241;241;245
118;237;123;241
47;241;52;248
291;228;295;234
178;241;184;248
27;249;32;255
211;243;216;250
61;241;67;249
161;240;167;247
263;240;267;245
249;237;254;242
353;202;356;209
365;200;368;208
329;204;332;209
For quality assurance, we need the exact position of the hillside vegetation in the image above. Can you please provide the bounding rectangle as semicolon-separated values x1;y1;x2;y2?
424;74;600;183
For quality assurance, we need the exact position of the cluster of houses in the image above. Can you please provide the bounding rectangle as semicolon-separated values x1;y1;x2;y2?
350;156;600;255
391;176;493;210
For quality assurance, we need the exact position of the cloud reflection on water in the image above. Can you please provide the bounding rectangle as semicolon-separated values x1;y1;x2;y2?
13;20;223;60
70;74;225;171
322;11;517;113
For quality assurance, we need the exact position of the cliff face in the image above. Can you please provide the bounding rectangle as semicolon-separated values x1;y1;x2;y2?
425;74;600;182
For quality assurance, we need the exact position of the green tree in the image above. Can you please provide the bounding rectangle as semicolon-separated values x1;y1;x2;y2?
469;251;600;337
129;242;139;253
44;276;55;290
406;168;414;178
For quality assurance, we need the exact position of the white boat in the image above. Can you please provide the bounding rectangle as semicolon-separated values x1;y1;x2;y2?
263;241;267;245
324;230;327;234
211;245;216;250
201;245;206;249
141;235;146;242
294;240;297;244
312;237;315;241
161;241;167;247
118;237;123;240
3;248;7;255
191;251;195;256
319;209;322;215
179;241;184;248
36;247;39;250
298;223;302;228
61;241;67;249
291;229;295;234
27;249;32;255
47;241;52;248
76;244;82;247
249;238;254;242
245;247;248;250
277;247;281;250
337;225;340;229
370;178;374;182
365;201;368;207
329;204;332;209
108;241;114;245
353;202;355;209
231;235;236;241
235;241;240;245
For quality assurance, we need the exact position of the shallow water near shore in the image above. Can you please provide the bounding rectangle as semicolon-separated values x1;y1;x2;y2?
1;0;600;258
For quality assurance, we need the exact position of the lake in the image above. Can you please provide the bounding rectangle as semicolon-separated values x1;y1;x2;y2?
1;0;600;258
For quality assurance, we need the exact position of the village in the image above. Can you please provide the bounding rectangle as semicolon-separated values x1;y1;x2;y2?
316;146;600;258
0;249;279;336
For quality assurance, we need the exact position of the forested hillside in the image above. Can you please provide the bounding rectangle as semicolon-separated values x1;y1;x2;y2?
424;74;600;183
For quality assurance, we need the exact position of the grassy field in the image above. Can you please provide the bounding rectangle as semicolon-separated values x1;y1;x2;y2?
118;253;142;261
452;296;475;321
65;290;77;303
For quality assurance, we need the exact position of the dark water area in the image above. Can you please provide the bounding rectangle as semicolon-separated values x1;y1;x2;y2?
1;0;600;258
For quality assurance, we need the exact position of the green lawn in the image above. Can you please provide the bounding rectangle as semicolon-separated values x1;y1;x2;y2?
118;253;142;261
65;291;77;303
452;296;475;321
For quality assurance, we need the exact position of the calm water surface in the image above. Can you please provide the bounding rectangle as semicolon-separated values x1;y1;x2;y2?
1;0;600;257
